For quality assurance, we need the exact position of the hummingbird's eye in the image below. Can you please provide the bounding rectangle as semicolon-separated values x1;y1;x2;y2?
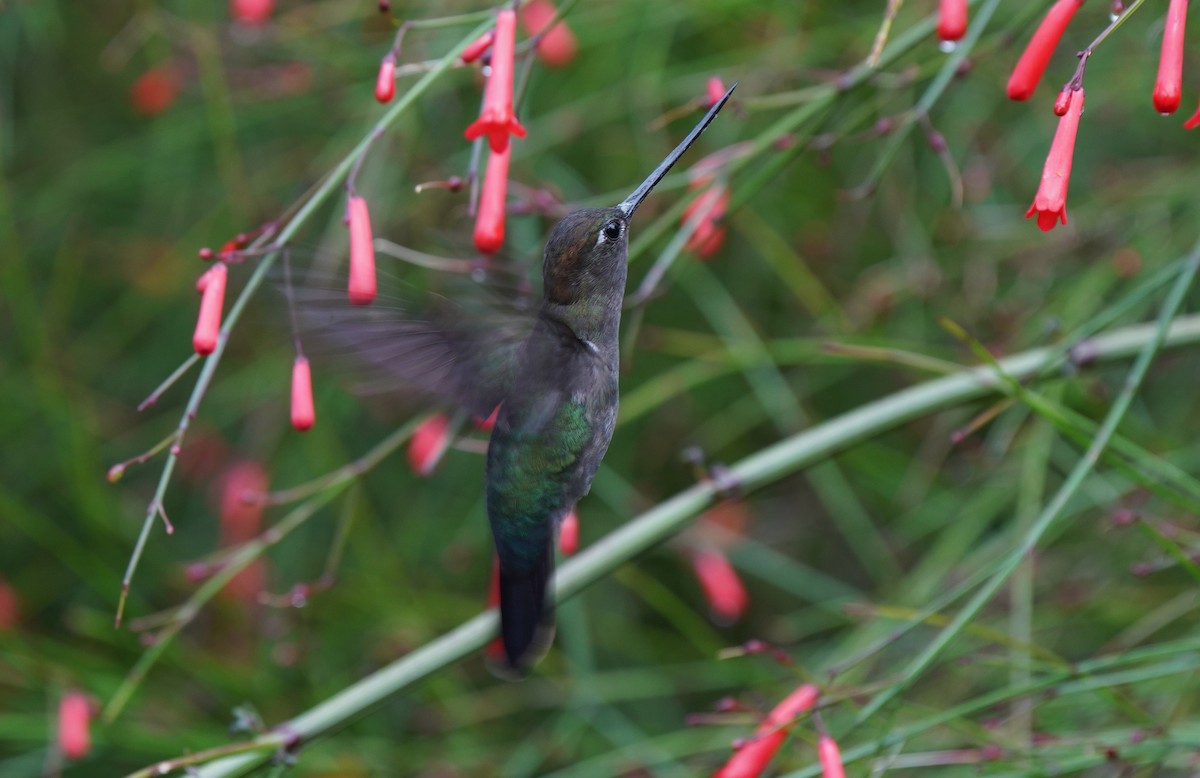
601;220;622;243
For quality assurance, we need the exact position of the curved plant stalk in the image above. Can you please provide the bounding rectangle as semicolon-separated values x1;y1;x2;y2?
172;310;1200;778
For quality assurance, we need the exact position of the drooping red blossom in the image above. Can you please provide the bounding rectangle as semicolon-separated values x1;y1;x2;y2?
0;577;18;629
559;509;579;556
1026;88;1084;231
230;0;274;25
290;355;315;431
408;414;451;476
461;30;496;64
219;461;268;544
1153;0;1188;114
691;548;747;624
130;67;179;116
937;0;968;42
682;181;730;258
474;145;511;254
818;735;846;778
704;77;728;108
375;53;396;104
1006;0;1084;101
347;195;377;305
192;263;228;355
1184;99;1200;129
218;461;269;602
58;692;92;760
520;0;578;68
464;9;526;152
713;684;821;778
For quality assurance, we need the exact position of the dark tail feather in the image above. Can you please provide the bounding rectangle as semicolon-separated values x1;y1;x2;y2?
493;542;555;679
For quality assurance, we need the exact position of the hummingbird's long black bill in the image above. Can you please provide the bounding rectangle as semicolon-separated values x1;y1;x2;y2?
616;81;737;220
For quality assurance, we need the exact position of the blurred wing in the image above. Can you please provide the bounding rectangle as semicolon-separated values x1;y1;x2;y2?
291;269;535;418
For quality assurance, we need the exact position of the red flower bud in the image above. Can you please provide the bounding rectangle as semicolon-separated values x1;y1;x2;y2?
474;145;511;254
464;9;527;153
291;356;315;431
559;509;579;556
713;684;820;778
130;67;179;117
375;53;396;104
1026;88;1083;232
347;195;376;305
193;263;227;355
1006;0;1083;101
520;0;578;68
819;735;846;778
682;182;729;258
1053;88;1072;116
691;548;747;624
230;0;273;25
408;414;450;476
461;30;496;64
705;76;728;108
937;0;968;42
219;461;268;544
1153;0;1188;114
58;692;92;760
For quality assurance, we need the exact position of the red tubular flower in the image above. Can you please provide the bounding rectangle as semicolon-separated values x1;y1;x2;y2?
1026;88;1083;231
1053;88;1073;116
818;735;846;778
375;53;396;104
408;414;451;476
520;0;578;68
464;9;526;152
290;356;315;431
461;30;496;64
58;692;92;760
692;548;747;624
559;509;579;556
937;0;968;42
347;195;376;305
219;461;268;545
682;182;730;258
713;685;820;778
230;0;274;25
1154;0;1188;114
130;67;179;116
474;145;511;254
193;263;227;355
1006;0;1084;101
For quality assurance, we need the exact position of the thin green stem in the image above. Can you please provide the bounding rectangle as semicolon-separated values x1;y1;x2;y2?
183;311;1200;778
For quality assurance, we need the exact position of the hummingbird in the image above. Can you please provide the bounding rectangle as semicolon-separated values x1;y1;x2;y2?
304;83;735;675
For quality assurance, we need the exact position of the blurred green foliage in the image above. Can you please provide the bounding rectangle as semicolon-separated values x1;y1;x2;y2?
5;0;1200;776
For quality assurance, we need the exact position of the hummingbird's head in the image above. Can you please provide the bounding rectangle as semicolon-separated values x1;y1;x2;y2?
542;207;627;306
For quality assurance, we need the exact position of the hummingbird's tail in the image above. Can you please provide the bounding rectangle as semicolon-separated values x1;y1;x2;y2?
492;539;556;679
